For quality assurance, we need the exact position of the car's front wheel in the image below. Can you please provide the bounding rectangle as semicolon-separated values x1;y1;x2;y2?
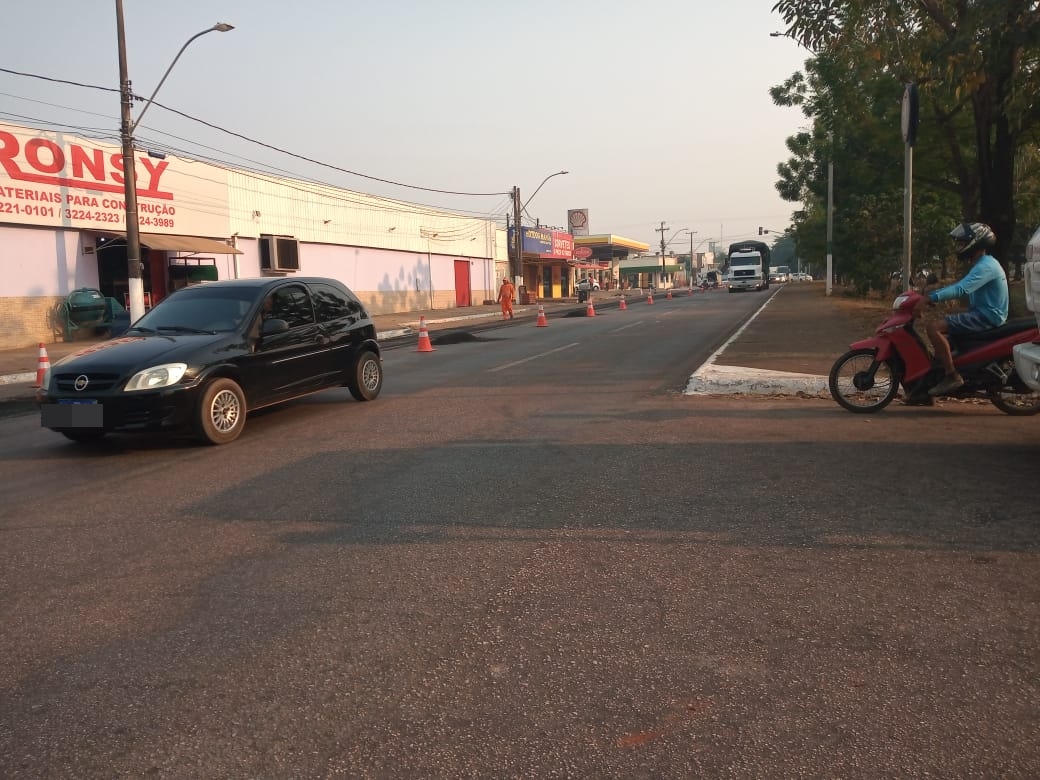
61;430;107;443
347;350;382;401
195;377;246;445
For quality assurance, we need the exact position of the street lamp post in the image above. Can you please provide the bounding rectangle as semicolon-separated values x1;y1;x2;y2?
511;170;568;286
658;225;691;289
116;0;233;322
689;230;695;282
674;228;698;286
699;237;714;279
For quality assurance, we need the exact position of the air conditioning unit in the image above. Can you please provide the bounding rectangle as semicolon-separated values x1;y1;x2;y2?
259;235;300;272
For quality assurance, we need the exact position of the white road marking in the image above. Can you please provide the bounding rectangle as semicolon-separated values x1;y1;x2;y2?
488;343;580;373
609;321;643;333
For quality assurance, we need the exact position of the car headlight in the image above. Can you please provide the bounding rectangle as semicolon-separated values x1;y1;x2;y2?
123;363;188;392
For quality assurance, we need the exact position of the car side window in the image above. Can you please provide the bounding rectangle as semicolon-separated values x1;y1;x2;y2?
310;282;361;323
268;285;315;329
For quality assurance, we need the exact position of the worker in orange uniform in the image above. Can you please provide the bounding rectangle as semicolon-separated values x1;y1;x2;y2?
499;277;516;320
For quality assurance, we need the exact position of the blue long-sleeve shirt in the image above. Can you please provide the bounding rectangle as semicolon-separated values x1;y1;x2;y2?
928;253;1008;326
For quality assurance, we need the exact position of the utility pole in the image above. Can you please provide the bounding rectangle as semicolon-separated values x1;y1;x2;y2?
657;221;668;289
114;5;233;322
826;155;834;296
512;186;522;285
116;0;144;322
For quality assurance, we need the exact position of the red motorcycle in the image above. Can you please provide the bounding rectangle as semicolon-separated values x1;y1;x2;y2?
828;288;1040;415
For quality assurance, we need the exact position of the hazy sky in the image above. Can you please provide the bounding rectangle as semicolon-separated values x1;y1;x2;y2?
2;1;810;252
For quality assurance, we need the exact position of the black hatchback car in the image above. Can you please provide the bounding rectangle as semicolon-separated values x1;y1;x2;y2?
38;277;383;445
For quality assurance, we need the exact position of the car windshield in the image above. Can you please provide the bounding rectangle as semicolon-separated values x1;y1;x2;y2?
130;287;258;333
731;257;761;267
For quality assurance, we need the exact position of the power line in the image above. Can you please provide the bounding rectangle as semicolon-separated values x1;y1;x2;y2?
0;66;511;199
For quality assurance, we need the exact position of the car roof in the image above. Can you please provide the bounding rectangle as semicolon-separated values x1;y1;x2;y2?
184;277;346;291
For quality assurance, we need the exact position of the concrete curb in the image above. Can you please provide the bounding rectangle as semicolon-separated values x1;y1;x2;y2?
680;285;829;397
685;363;828;397
0;372;36;386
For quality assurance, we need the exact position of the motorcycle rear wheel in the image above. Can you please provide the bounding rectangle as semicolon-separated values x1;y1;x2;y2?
829;348;900;413
988;366;1040;415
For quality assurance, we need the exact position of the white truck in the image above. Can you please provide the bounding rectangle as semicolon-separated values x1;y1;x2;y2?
1012;226;1040;389
727;240;771;292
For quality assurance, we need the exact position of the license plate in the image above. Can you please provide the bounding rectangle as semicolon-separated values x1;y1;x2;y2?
42;401;104;428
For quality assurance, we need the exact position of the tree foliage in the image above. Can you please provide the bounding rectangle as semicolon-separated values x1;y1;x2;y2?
770;0;1040;288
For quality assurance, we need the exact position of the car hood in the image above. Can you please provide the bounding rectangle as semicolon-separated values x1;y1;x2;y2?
52;333;235;374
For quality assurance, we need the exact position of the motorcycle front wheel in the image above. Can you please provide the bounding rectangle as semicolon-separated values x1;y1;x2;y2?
828;348;900;413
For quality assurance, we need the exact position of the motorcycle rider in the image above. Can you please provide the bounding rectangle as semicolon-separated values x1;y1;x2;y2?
919;222;1009;396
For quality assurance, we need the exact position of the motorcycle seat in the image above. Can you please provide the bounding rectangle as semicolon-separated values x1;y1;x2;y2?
951;317;1038;351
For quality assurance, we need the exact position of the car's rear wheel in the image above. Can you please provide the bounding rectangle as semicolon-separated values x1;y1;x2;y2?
347;350;382;401
196;377;246;445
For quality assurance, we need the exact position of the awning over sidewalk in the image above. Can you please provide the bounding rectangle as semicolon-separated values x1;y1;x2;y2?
100;231;243;255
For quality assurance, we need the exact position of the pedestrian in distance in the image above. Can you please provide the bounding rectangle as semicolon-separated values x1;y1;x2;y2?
917;222;1009;396
499;277;516;320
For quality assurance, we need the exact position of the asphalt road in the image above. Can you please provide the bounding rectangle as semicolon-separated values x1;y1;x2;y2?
2;292;1038;778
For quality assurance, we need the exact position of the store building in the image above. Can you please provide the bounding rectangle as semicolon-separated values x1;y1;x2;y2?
506;230;650;300
509;225;577;302
0;122;507;350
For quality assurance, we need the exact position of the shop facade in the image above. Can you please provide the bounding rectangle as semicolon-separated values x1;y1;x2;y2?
505;229;650;300
510;226;576;301
0;123;505;350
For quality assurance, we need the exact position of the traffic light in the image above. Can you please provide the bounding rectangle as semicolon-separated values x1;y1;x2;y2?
758;226;763;235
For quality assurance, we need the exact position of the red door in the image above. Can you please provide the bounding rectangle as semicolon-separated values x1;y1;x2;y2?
453;259;471;307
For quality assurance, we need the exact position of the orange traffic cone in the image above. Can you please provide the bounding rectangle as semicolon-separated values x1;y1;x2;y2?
618;294;627;311
647;291;654;305
34;342;50;388
666;289;672;300
416;316;435;352
536;304;548;327
586;299;596;317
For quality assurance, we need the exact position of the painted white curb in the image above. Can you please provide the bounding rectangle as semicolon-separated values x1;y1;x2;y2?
0;372;35;386
685;363;828;396
683;286;829;397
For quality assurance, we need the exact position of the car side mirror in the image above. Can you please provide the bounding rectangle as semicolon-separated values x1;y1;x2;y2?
260;318;289;336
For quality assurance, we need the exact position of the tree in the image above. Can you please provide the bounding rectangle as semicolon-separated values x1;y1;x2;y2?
772;47;955;291
772;0;1040;268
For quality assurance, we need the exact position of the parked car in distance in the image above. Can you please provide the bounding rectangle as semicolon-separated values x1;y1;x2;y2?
38;277;383;445
575;278;600;291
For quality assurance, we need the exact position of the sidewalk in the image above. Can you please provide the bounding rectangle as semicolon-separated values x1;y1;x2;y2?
0;283;878;409
686;282;881;396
